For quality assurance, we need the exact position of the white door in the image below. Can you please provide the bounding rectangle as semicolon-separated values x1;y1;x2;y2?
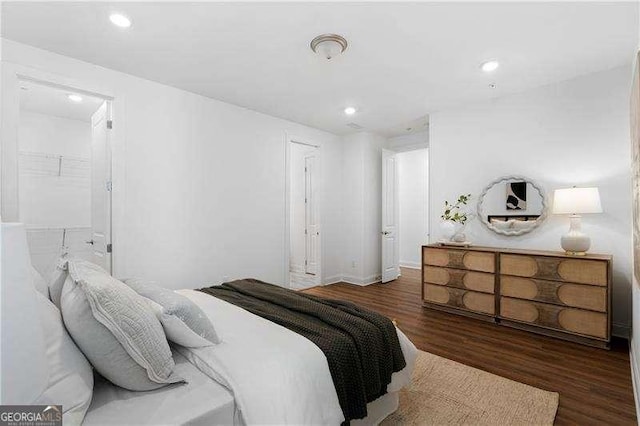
89;101;112;272
304;154;319;275
381;149;400;283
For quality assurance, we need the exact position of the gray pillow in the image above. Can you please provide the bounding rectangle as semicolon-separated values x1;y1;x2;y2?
124;278;220;348
62;259;183;391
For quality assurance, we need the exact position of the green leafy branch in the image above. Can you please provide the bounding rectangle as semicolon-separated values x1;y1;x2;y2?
441;194;472;225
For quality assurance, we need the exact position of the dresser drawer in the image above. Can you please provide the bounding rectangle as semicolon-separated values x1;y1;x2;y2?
423;266;495;294
500;254;608;286
424;284;494;315
423;247;495;273
500;276;606;312
500;297;607;339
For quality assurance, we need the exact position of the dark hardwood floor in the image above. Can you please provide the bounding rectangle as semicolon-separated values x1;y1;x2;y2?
304;267;637;425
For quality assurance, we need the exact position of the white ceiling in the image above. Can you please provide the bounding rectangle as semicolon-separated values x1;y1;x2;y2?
2;2;637;136
19;80;104;122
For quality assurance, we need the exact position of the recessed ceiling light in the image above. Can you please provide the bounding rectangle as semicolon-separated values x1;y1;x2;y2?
344;106;357;115
481;60;500;72
109;13;131;28
67;94;83;103
488;83;497;89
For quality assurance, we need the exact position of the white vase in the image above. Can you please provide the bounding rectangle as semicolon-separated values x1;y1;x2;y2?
440;220;457;241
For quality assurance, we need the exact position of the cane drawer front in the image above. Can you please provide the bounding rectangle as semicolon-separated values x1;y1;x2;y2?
499;254;608;286
500;297;608;339
423;266;495;294
423;247;495;273
500;276;607;312
424;284;495;315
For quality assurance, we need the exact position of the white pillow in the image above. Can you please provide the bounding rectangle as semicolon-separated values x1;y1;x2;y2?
34;292;93;426
124;278;220;348
62;259;183;391
48;255;69;308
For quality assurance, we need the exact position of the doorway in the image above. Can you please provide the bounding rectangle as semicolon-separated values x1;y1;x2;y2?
381;147;429;282
16;79;113;275
287;139;321;289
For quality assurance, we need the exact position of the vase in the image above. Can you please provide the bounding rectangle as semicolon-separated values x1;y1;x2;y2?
440;220;457;241
452;230;467;242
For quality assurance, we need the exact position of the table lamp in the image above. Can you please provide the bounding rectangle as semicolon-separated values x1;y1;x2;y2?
552;187;602;255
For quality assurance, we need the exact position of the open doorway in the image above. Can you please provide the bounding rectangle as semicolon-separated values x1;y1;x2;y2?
397;149;429;269
288;139;321;289
17;79;113;275
381;147;429;282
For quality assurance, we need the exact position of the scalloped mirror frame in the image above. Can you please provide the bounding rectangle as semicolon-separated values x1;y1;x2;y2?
477;175;549;236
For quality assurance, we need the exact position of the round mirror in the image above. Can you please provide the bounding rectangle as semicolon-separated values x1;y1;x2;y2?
477;175;548;236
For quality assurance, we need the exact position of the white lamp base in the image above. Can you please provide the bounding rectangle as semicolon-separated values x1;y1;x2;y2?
560;214;591;256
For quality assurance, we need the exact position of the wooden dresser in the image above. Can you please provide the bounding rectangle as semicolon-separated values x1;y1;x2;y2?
422;244;612;348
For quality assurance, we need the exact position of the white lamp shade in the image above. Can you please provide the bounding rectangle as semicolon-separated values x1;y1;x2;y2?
552;187;603;214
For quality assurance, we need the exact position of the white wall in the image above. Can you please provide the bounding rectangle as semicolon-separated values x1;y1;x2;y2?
1;39;344;289
19;111;90;158
397;149;429;268
341;131;386;285
628;10;640;415
18;111;90;228
430;65;633;335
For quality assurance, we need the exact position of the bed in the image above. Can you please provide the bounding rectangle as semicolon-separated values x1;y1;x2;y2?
2;223;417;425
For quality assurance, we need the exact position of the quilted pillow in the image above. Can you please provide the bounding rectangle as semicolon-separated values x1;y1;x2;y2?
124;278;220;348
61;259;183;391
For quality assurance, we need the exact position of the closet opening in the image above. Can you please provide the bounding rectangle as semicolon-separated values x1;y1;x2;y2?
285;137;322;290
16;79;113;275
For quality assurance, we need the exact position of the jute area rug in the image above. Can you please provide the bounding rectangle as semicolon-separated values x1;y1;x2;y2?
382;350;559;425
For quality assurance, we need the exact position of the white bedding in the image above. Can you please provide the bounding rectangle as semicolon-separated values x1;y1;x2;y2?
177;289;418;425
84;350;236;426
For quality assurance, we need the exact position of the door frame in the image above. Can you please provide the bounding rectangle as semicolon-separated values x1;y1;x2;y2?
284;133;322;289
381;149;400;283
1;65;119;273
383;144;430;279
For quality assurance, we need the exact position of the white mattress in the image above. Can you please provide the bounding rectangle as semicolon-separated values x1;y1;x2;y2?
83;350;235;426
177;289;417;425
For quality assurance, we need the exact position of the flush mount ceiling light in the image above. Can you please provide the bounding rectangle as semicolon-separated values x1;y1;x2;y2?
480;60;499;72
310;34;348;60
67;94;83;103
109;13;131;28
344;106;357;115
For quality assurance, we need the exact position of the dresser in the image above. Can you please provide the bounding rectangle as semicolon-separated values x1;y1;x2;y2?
422;244;612;348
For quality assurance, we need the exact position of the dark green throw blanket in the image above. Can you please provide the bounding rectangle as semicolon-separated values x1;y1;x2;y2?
198;279;406;422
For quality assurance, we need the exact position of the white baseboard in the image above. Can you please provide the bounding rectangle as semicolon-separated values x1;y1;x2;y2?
629;338;640;421
341;274;382;286
322;275;343;286
399;261;421;270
